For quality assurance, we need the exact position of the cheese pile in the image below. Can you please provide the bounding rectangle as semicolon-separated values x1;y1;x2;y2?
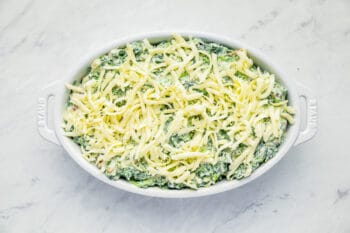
63;34;295;189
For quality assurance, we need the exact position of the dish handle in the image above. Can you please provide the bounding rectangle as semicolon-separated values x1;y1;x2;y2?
294;83;318;146
37;81;61;145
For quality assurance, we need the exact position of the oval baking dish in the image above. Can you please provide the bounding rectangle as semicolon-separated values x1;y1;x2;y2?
37;32;318;198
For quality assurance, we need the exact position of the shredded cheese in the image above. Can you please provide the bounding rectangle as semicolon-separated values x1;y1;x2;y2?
63;34;294;189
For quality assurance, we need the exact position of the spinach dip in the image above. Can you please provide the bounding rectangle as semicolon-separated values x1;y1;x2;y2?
63;34;295;189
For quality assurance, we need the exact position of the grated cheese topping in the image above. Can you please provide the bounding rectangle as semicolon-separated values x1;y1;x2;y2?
63;35;294;189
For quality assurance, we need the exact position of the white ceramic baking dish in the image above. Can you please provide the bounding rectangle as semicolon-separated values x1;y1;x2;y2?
37;32;318;198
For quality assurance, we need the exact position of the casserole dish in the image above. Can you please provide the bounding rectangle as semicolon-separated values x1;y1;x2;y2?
37;32;318;198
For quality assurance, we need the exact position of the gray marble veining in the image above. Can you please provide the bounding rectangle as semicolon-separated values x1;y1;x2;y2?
1;0;350;232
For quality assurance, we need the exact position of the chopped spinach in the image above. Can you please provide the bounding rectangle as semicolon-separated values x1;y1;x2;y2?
193;88;209;96
169;131;195;148
116;167;150;181
197;42;228;55
130;41;147;62
131;176;168;188
222;76;233;84
88;69;100;80
250;138;281;170
151;54;164;64
164;117;174;132
180;72;197;89
167;182;186;189
232;163;247;180
195;162;229;186
217;129;230;141
112;87;125;97
72;136;89;149
235;71;251;81
115;99;127;107
218;54;239;62
268;81;288;103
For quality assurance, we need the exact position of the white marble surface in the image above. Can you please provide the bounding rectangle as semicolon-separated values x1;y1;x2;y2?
1;0;350;232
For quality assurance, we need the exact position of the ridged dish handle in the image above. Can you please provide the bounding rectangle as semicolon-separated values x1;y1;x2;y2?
294;83;318;146
37;81;61;145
